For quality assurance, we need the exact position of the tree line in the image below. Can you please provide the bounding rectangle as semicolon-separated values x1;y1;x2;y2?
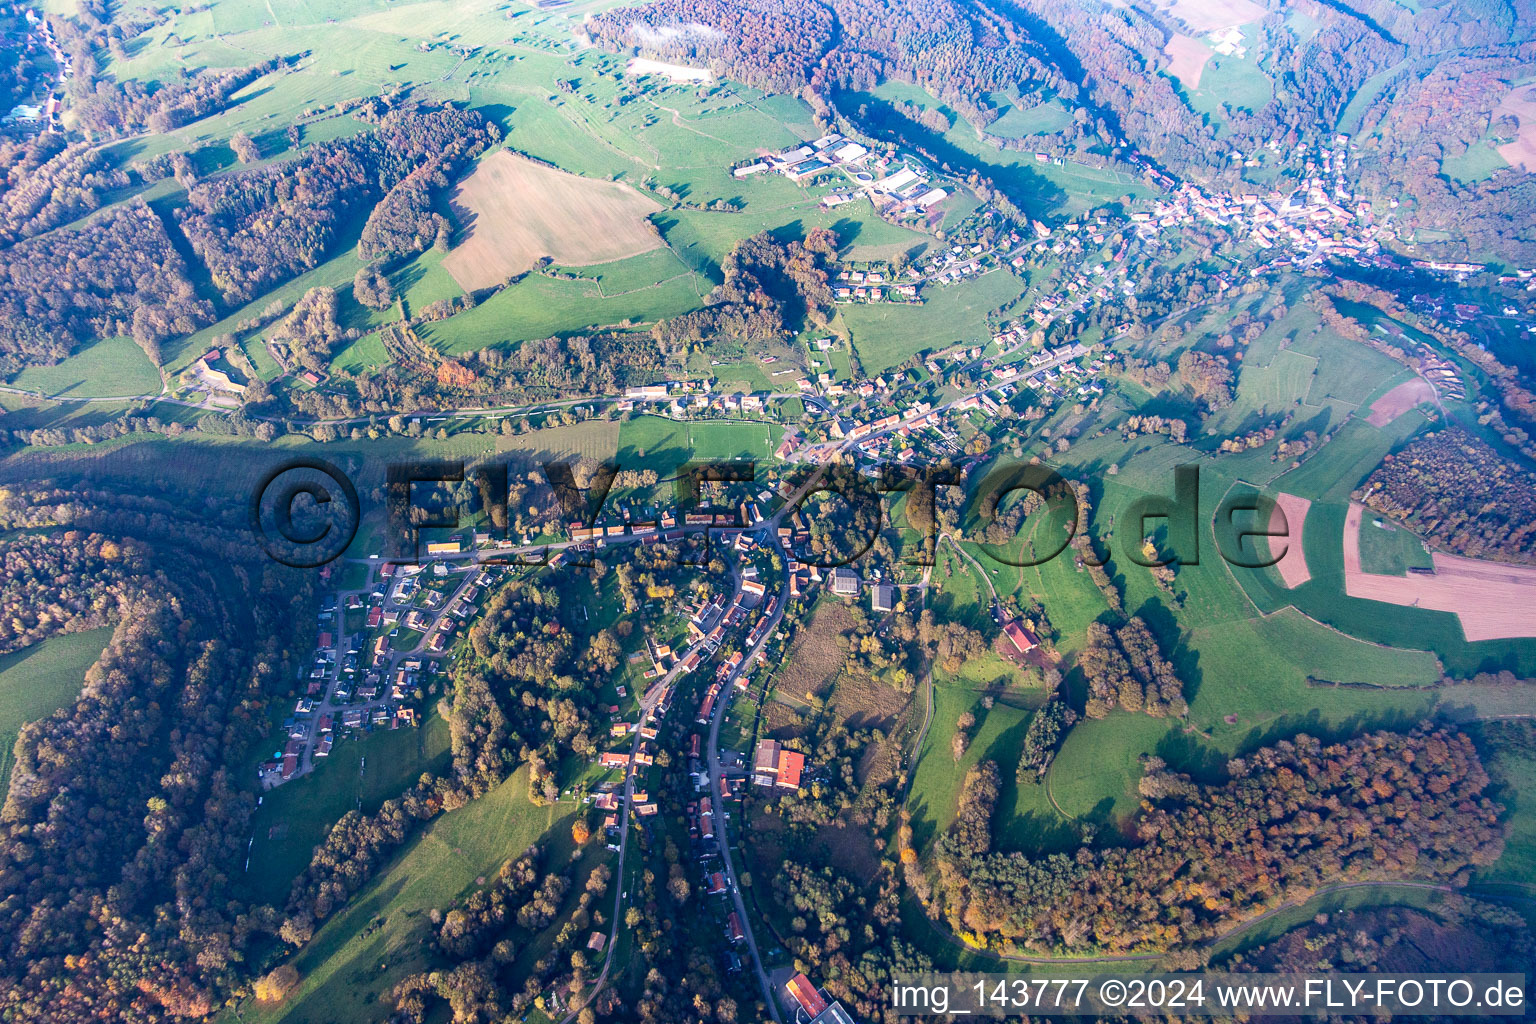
923;727;1503;954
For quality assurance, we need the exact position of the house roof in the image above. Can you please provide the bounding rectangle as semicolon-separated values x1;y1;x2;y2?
786;974;829;1017
1003;620;1039;653
754;739;780;773
777;750;805;789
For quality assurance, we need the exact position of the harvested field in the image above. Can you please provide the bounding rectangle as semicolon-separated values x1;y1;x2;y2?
1343;502;1536;641
1155;0;1265;32
441;150;665;291
626;57;713;83
1366;377;1436;427
1495;84;1536;173
1267;491;1313;588
1164;33;1212;88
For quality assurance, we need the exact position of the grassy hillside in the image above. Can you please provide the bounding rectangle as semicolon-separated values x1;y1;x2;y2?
0;627;114;788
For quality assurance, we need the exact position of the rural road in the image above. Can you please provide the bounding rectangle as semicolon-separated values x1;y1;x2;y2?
705;546;792;1024
559;562;747;1024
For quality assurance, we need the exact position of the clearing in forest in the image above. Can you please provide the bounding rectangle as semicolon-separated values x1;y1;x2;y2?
1164;34;1212;88
442;150;665;291
1496;84;1536;173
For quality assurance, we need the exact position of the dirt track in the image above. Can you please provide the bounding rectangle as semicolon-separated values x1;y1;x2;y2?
1267;492;1312;588
1342;502;1536;641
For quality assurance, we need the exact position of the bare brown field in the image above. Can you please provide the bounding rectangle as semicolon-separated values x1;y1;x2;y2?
1267;491;1313;588
1155;0;1265;32
1366;377;1436;427
441;150;665;291
1164;33;1212;88
1343;502;1536;641
761;698;807;740
1496;84;1536;173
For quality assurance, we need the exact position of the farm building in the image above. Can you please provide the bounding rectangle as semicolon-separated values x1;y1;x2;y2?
1003;620;1039;653
752;739;805;790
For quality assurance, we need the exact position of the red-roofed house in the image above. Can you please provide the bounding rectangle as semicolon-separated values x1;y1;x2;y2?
752;739;806;791
1003;619;1039;653
786;974;829;1018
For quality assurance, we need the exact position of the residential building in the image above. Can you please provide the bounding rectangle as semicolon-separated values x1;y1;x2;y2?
752;739;805;790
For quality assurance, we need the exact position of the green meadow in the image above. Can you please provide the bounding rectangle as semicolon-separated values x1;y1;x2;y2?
1355;514;1433;575
10;337;163;399
1182;28;1273;128
615;414;779;472
0;627;114;788
420;264;711;357
902;276;1536;870
841;269;1027;376
241;711;454;904
243;766;577;1024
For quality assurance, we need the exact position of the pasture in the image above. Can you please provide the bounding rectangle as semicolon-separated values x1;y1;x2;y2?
420;265;709;357
907;676;1044;850
1183;31;1272;123
1355;514;1432;576
615;415;778;473
841;269;1027;376
1475;723;1536;889
441;150;667;291
982;93;1073;139
0;626;114;788
1441;139;1512;184
244;764;574;1024
9;337;162;399
241;712;453;904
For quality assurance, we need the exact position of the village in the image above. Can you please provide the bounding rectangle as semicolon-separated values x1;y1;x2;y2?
0;7;68;134
258;545;501;786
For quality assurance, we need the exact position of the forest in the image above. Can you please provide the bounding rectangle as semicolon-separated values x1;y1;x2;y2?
179;105;496;305
0;199;211;371
1361;427;1536;564
0;136;130;247
71;58;286;137
0;480;315;1021
924;728;1503;954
